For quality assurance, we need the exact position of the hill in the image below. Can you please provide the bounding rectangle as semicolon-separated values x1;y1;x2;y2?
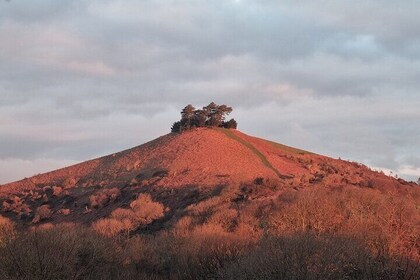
1;127;414;225
0;128;419;279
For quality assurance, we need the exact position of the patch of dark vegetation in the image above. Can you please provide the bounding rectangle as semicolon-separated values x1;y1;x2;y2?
135;169;169;182
253;177;264;185
171;102;237;132
57;195;76;208
152;169;169;178
135;172;146;180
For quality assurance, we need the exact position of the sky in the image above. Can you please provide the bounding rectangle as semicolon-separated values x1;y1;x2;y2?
0;0;419;184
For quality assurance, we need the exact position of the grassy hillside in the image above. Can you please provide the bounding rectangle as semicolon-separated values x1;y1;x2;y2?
264;139;311;155
218;128;282;177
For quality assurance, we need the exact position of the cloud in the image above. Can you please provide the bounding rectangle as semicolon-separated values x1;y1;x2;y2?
0;0;419;183
0;158;79;185
398;166;420;179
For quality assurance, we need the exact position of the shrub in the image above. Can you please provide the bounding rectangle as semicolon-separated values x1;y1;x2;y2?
0;215;15;246
0;225;128;280
89;187;121;209
32;205;52;223
220;233;417;280
171;121;181;133
52;186;63;197
93;194;165;238
223;118;238;129
130;194;165;224
58;208;71;216
2;196;32;218
122;228;251;280
92;218;128;239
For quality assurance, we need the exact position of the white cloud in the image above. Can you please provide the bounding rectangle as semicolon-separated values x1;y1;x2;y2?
398;165;420;178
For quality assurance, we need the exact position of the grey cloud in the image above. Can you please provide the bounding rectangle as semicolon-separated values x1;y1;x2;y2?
265;0;420;58
0;0;84;23
404;157;420;167
2;0;419;107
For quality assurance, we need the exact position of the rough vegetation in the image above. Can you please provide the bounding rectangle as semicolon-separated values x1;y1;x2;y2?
0;183;419;279
93;194;165;238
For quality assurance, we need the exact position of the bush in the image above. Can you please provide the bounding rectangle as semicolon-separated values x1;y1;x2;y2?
0;215;15;246
93;194;165;238
2;196;31;218
123;229;251;280
223;118;238;129
92;218;128;239
32;205;52;223
171;121;181;133
89;187;121;209
52;186;63;197
221;233;419;280
130;194;165;224
0;225;128;280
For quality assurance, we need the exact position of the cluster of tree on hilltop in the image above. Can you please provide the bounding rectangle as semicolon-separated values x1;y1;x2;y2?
171;102;237;132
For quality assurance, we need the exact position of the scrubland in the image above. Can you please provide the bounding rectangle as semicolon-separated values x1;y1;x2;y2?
1;180;419;280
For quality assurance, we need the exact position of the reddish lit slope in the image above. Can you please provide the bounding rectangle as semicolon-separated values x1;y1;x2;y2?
0;128;415;225
1;128;281;194
1;127;413;194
